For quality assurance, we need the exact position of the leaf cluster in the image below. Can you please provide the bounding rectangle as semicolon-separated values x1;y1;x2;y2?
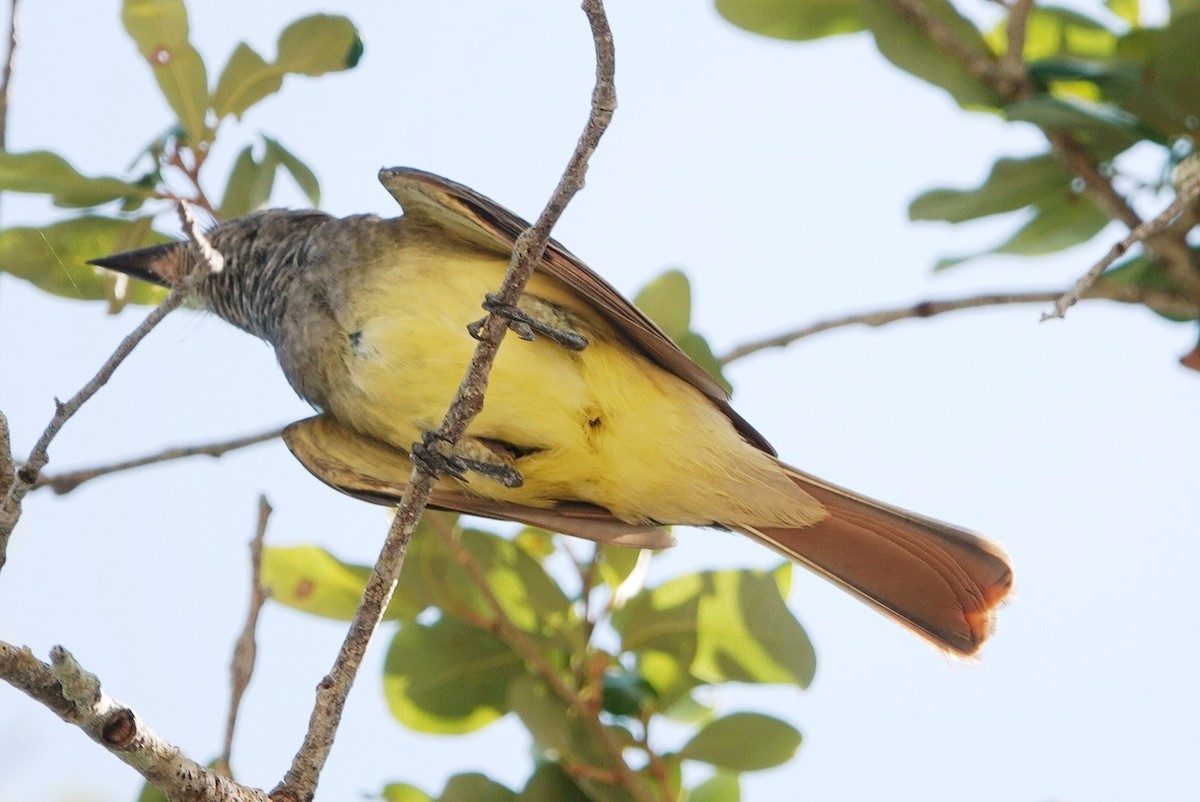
717;0;1200;340
261;512;810;802
0;0;361;311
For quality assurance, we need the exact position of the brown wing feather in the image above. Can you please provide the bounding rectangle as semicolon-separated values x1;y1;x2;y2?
282;415;673;549
377;167;775;455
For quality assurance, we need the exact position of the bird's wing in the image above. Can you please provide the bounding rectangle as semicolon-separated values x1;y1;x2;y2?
377;167;775;456
283;415;675;550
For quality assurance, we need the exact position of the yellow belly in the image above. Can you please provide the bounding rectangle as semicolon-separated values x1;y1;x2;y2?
322;242;792;525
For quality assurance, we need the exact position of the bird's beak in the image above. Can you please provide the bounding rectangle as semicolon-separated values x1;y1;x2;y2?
89;241;187;289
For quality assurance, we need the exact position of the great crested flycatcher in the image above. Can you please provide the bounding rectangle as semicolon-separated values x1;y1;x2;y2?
92;168;1013;656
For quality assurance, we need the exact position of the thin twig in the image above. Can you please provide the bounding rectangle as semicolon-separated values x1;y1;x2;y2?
271;4;617;801
0;641;269;802
1001;0;1034;83
218;495;272;777
0;289;187;571
431;520;656;802
719;286;1200;365
1045;173;1200;319
0;0;18;150
34;426;284;495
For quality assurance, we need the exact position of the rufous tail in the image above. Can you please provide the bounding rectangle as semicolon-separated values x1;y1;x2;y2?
739;465;1013;656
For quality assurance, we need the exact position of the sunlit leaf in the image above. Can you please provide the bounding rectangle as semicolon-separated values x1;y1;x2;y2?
909;154;1072;223
382;783;435;802
0;216;168;305
679;713;801;772
260;545;428;622
988;6;1118;61
862;0;999;109
1107;0;1140;25
513;526;557;561
595;543;645;591
688;772;741;802
122;0;209;144
212;43;282;120
409;525;575;642
714;0;864;40
635;269;691;336
0;150;154;208
439;774;516;802
613;567;815;704
674;332;733;394
275;14;364;76
383;617;524;734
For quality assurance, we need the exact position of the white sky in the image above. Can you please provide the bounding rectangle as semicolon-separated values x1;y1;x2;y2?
2;2;1198;801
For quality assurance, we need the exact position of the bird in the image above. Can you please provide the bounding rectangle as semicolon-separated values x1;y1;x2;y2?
92;167;1013;656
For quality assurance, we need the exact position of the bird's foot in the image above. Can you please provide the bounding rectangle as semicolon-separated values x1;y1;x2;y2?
411;432;525;488
468;293;589;351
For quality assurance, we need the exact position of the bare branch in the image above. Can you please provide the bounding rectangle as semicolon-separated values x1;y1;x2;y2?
0;0;18;151
1000;0;1034;84
271;4;618;801
1045;172;1200;320
34;426;284;495
0;641;270;802
429;518;656;802
0;289;187;571
218;495;272;777
720;286;1200;365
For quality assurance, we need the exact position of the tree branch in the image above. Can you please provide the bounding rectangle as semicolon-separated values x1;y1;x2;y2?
0;289;187;572
218;495;272;778
33;426;284;495
720;285;1200;365
0;641;269;802
1045;171;1200;319
271;3;617;800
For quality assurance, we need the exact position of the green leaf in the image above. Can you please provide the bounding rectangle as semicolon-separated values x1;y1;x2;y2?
264;137;321;206
612;567;815;705
679;713;801;772
382;783;435;802
137;779;170;802
989;6;1118;61
635;269;692;336
1096;253;1199;322
260;545;426;622
601;669;658;716
508;677;635;802
219;145;275;218
439;774;516;802
1006;94;1155;146
688;772;741;802
212;43;282;120
934;191;1111;270
1149;9;1200;122
0;150;154;208
519;764;591;802
513;526;557;561
595;543;646;592
1107;0;1140;25
862;0;1000;109
383;617;524;734
409;525;574;641
909;154;1072;223
0;216;169;305
122;0;209;144
275;14;364;76
674;331;733;394
714;0;865;41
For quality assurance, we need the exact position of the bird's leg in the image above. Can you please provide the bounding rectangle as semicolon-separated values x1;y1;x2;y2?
468;293;589;351
411;431;525;488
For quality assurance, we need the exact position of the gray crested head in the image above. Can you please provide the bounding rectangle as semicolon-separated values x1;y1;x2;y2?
195;210;336;343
